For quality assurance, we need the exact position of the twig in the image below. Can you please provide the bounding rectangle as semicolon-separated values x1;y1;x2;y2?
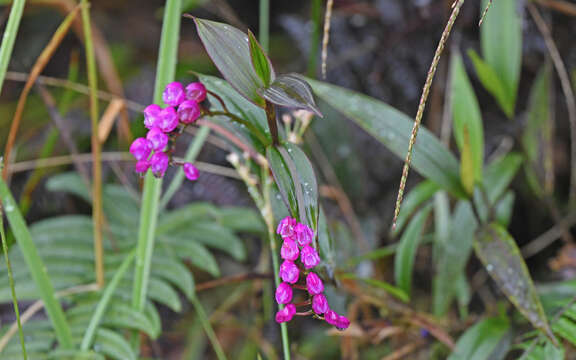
527;3;576;203
321;0;334;79
392;0;465;230
521;211;576;258
196;273;271;292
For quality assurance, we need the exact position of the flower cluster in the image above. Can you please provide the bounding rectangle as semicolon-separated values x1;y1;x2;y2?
274;216;350;330
129;81;207;180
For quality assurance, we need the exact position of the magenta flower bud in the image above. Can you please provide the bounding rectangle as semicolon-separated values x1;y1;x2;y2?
135;160;150;174
275;282;293;304
157;107;179;133
306;272;324;295
276;217;296;238
294;223;314;246
146;127;169;151
300;245;321;269
149;152;169;177
279;260;299;284
275;304;296;323
185;82;207;102
312;294;328;314
183;163;199;181
177;100;201;124
325;309;339;326
144;104;162;129
336;315;350;330
129;137;151;161
163;81;185;106
280;239;299;261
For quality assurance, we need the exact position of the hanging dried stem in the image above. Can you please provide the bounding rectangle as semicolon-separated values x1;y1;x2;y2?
392;0;465;230
321;0;334;79
479;0;493;26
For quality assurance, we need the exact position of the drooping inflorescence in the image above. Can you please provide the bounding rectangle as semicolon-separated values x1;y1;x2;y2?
274;216;350;330
129;81;207;180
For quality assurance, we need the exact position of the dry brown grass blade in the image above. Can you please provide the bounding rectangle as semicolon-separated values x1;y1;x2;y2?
98;98;125;143
528;3;576;204
321;0;334;79
2;4;81;181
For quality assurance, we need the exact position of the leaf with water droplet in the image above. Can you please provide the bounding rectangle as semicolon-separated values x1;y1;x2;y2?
475;223;555;342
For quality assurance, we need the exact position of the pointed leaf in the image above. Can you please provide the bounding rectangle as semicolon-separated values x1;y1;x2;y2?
307;78;466;197
267;143;319;230
93;328;136;360
217;207;265;233
394;205;431;297
152;256;195;299
261;73;322;116
460;126;475;195
248;30;274;86
480;0;522;110
553;318;576;347
147;277;181;312
451;52;484;184
159;237;220;277
194;18;266;106
394;180;439;235
103;303;159;339
169;222;246;261
475;224;554;340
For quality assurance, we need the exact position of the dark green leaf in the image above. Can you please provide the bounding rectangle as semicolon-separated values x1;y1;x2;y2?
261;73;322;116
152;257;195;300
468;49;514;118
394;205;431;297
394;180;439;235
147;277;181;312
480;0;522;111
448;315;510;360
248;30;274;87
341;273;408;302
451;52;484;184
475;224;554;340
93;328;136;360
308;78;466;197
267;143;319;230
194;18;266;106
159;237;220;277
103;303;159;338
553;318;576;347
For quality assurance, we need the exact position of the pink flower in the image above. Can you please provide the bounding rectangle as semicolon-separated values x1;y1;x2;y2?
294;223;314;246
276;217;296;238
129;137;151;161
325;310;339;326
306;272;324;295
183;163;199;181
336;315;350;330
144;104;162;129
275;282;293;304
156;107;179;133
279;260;299;284
177;100;201;124
150;152;169;177
163;81;185;106
312;294;328;314
280;239;299;261
146;127;169;151
275;304;296;323
300;245;320;269
135;160;150;174
186;82;207;102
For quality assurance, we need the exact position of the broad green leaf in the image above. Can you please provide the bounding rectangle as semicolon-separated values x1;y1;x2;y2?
475;224;554;340
480;0;522;111
468;49;514;118
460;126;475;195
46;172;91;203
261;73;322;116
47;350;105;360
451;52;484;184
394;205;431;297
93;328;136;360
433;201;477;316
521;340;564;360
308;78;466;197
248;30;274;87
522;64;553;197
152;257;195;300
267;143;319;230
484;153;522;203
448;315;510;360
194;18;266;106
494;191;515;227
199;74;270;150
394;180;439;235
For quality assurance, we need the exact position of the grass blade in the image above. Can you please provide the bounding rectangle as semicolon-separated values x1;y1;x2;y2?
0;0;25;94
0;176;73;349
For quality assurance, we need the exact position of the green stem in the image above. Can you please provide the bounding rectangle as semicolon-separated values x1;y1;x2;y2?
259;0;270;52
0;0;25;95
81;250;136;351
0;176;73;349
307;0;322;77
208;110;269;145
265;100;279;146
0;207;26;359
160;125;210;209
191;296;228;360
